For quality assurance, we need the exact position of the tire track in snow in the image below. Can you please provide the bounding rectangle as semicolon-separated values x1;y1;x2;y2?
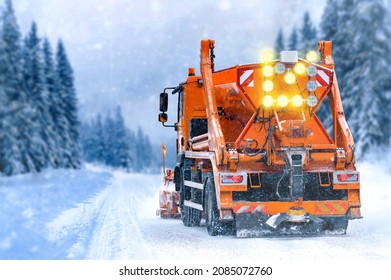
47;171;159;259
85;178;154;259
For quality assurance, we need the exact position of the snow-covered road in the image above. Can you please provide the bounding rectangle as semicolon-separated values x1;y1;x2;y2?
48;163;391;260
1;162;390;260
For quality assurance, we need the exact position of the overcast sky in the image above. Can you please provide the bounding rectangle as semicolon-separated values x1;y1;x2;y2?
13;0;327;144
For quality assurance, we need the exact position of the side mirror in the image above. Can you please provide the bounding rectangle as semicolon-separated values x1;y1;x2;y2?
158;113;168;123
159;92;168;112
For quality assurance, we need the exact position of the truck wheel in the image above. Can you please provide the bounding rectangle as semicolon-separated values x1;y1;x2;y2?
329;217;348;234
182;205;202;227
205;174;234;236
180;169;202;227
323;217;348;234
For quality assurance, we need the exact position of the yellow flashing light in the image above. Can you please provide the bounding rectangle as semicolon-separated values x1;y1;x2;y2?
262;95;274;108
262;65;274;77
284;72;296;85
277;95;289;107
306;50;320;63
292;95;303;107
294;62;306;75
262;80;274;92
262;50;274;63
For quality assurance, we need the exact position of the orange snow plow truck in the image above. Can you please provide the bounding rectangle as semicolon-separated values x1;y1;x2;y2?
158;39;361;237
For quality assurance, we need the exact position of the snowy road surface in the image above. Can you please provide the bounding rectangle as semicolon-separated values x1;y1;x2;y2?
1;162;391;260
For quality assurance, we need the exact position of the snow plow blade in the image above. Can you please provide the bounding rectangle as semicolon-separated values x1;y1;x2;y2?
236;207;325;237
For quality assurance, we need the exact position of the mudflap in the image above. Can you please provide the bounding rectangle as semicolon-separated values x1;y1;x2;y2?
235;212;324;238
236;213;273;237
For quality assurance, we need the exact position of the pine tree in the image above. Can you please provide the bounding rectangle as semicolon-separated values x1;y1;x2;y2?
103;112;115;166
43;38;68;167
142;132;153;171
343;0;391;158
299;11;318;55
320;0;339;41
0;30;24;175
56;40;81;168
288;27;298;50
135;127;153;172
126;128;137;171
316;0;341;132
94;114;106;163
23;22;58;170
112;106;131;169
274;28;285;54
135;127;144;172
80;121;95;162
79;110;156;171
332;0;357;108
0;0;29;175
318;0;359;133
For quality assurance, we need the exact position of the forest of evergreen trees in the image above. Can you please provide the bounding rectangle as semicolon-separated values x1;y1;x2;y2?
1;0;389;177
274;0;391;160
80;107;156;172
0;0;80;176
0;0;157;176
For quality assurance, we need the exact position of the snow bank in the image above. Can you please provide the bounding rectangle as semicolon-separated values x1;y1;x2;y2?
0;165;112;259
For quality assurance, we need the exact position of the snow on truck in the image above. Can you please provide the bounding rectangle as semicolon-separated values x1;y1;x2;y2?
158;39;361;237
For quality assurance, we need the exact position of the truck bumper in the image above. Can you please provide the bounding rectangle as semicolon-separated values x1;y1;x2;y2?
231;200;361;237
230;200;361;218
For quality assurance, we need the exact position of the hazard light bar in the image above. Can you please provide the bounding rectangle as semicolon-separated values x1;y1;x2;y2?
333;171;360;184
220;173;247;185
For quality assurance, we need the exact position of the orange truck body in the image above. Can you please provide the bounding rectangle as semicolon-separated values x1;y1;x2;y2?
159;39;361;236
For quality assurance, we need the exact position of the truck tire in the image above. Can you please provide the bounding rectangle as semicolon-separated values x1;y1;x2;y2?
325;217;348;234
180;168;202;227
182;205;202;227
204;173;234;236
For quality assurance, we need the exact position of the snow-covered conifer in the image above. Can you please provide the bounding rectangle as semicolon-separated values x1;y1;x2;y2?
299;11;318;55
320;0;339;41
343;0;391;157
56;40;81;168
274;28;285;54
288;27;298;50
43;38;68;167
112;106;131;169
23;22;59;170
1;0;30;175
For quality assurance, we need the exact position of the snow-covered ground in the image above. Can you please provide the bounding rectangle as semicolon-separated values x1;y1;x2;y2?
0;162;390;260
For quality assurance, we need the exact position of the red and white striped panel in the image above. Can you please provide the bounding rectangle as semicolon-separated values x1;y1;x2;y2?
316;69;331;87
234;204;264;214
239;69;254;87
